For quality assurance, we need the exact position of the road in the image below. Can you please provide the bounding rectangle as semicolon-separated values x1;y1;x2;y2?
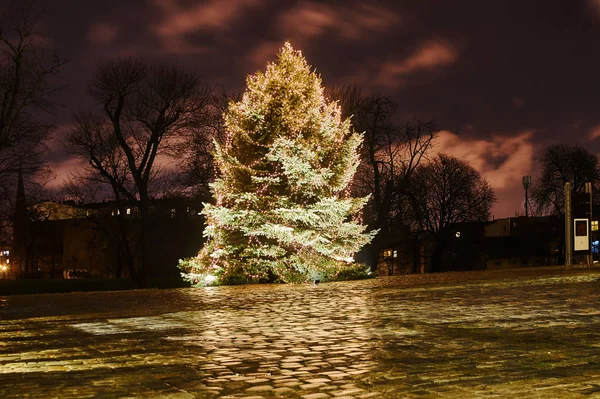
2;266;600;398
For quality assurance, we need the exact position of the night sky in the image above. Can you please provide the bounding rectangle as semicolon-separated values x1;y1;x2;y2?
16;0;600;218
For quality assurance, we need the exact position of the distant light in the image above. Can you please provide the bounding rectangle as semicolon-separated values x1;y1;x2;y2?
456;231;461;238
0;265;7;272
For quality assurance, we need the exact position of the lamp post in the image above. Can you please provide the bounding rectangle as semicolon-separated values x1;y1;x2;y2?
565;182;572;269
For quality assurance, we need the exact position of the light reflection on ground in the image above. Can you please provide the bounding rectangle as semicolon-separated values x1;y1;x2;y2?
1;266;600;398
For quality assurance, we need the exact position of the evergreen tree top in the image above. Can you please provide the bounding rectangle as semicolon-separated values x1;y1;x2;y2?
225;42;349;148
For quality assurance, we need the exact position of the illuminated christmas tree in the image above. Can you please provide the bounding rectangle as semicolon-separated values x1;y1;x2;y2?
181;43;376;284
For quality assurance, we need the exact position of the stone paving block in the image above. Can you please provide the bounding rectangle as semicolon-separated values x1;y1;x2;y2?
2;266;600;398
302;393;331;399
245;385;273;392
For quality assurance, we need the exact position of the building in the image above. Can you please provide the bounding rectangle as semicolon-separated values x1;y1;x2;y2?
377;214;576;275
377;224;435;276
0;242;10;279
10;191;205;280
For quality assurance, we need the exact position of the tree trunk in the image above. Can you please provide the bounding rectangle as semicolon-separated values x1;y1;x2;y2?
430;239;444;273
138;197;150;287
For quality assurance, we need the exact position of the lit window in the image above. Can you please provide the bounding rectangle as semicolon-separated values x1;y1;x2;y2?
170;208;176;218
456;231;461;238
393;250;398;258
383;250;392;257
126;208;131;215
592;220;598;232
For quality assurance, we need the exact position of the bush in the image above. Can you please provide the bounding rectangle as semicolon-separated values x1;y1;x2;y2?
326;263;374;281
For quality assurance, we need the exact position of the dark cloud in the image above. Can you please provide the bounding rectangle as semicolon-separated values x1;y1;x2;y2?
35;0;600;217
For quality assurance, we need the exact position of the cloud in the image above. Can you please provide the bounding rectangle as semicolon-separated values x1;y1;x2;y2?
46;158;87;189
148;0;265;55
277;2;399;41
436;130;534;190
87;23;119;45
588;124;600;140
154;0;263;37
246;2;399;69
375;40;458;88
590;0;600;17
246;41;283;71
435;130;536;218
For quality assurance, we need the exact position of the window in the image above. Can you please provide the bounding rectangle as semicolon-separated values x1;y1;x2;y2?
393;250;398;258
170;208;176;218
126;208;131;215
592;220;598;232
383;249;392;258
455;231;461;238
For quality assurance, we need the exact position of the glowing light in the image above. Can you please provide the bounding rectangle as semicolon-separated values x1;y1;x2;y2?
178;43;375;284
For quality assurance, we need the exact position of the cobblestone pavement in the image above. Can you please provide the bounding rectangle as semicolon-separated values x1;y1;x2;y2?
2;266;600;398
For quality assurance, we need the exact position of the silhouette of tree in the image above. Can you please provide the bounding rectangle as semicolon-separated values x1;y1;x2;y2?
532;144;600;216
407;153;496;272
177;90;235;202
0;6;66;236
326;85;438;267
65;59;212;285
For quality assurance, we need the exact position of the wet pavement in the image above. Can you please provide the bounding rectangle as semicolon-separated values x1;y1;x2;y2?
2;266;600;398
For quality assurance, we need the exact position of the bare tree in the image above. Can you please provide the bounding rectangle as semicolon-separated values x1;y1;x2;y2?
326;86;438;266
65;59;212;285
177;90;234;202
407;153;496;272
532;144;599;216
0;6;66;234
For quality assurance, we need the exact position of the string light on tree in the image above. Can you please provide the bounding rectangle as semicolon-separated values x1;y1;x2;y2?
180;43;377;284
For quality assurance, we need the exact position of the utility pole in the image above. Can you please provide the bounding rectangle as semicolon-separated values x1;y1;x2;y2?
565;182;572;270
585;182;593;268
